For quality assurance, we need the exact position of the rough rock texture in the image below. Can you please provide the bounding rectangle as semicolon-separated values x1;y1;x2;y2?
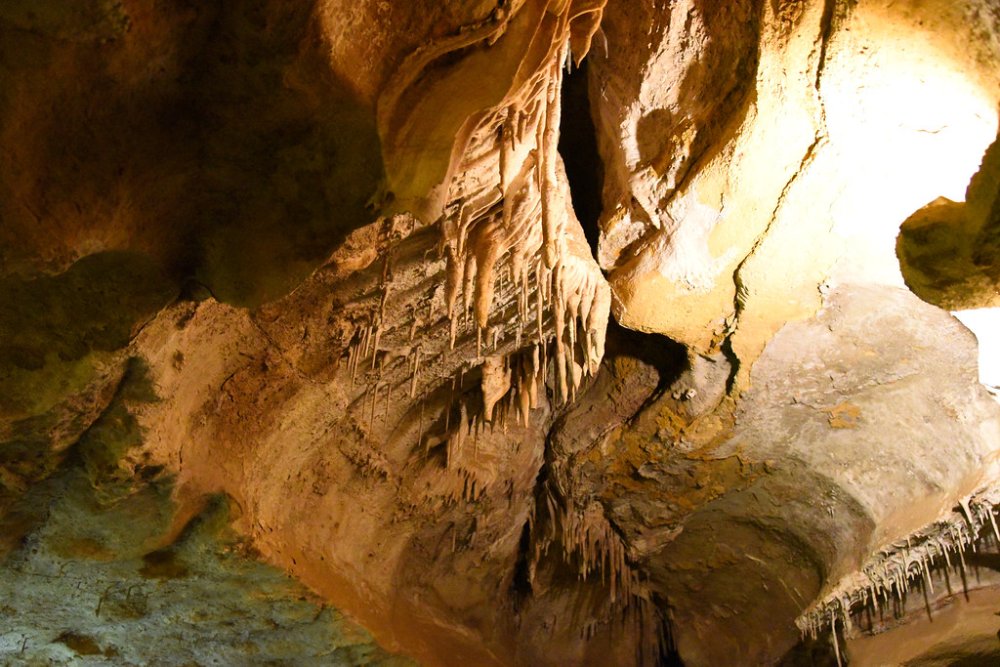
545;284;1000;665
3;1;1000;666
1;466;414;666
591;0;1000;389
847;585;1000;666
898;134;1000;311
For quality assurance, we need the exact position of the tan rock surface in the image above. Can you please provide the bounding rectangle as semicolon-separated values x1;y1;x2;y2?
3;2;1000;666
591;0;1000;390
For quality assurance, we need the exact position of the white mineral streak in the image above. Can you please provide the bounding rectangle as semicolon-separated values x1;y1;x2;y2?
633;189;737;293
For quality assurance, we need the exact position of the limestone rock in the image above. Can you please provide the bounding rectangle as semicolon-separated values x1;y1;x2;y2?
591;0;1000;390
3;2;1000;666
898;134;1000;311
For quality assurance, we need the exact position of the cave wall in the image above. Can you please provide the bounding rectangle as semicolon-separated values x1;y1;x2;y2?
591;0;1000;389
3;1;1000;666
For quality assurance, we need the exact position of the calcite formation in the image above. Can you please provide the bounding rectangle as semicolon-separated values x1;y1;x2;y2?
2;1;1000;666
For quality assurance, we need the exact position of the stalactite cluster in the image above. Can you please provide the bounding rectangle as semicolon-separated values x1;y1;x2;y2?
3;1;1000;665
798;491;1000;648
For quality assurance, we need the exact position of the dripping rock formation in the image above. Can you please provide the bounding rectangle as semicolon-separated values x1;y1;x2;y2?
2;1;1000;665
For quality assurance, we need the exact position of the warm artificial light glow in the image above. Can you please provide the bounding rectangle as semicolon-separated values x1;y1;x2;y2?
822;8;998;287
953;308;1000;397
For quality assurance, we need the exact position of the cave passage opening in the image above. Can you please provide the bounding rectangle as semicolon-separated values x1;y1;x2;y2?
558;59;604;260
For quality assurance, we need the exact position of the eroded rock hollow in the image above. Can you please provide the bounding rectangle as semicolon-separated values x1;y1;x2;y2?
3;1;1000;665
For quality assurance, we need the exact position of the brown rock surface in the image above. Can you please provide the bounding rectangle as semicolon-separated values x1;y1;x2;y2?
898;134;1000;312
3;2;1000;666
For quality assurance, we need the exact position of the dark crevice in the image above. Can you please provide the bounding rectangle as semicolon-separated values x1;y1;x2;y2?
522;320;689;663
816;0;838;89
559;59;604;259
604;321;689;400
653;593;686;667
777;632;844;667
509;518;534;605
721;334;741;394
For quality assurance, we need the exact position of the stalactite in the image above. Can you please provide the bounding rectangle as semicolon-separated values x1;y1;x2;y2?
370;323;382;371
384;380;392;424
797;492;1000;638
409;346;421;398
830;615;842;667
368;382;378;436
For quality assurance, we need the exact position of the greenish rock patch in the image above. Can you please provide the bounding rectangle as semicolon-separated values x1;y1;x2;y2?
0;462;416;666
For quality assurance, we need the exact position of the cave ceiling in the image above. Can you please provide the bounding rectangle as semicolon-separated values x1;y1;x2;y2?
2;1;1000;665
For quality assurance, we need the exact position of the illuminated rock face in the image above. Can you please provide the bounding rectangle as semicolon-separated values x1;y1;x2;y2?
898;135;1000;312
592;0;1000;389
2;1;1000;666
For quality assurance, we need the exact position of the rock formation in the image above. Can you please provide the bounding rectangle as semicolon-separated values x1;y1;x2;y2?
2;1;1000;665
